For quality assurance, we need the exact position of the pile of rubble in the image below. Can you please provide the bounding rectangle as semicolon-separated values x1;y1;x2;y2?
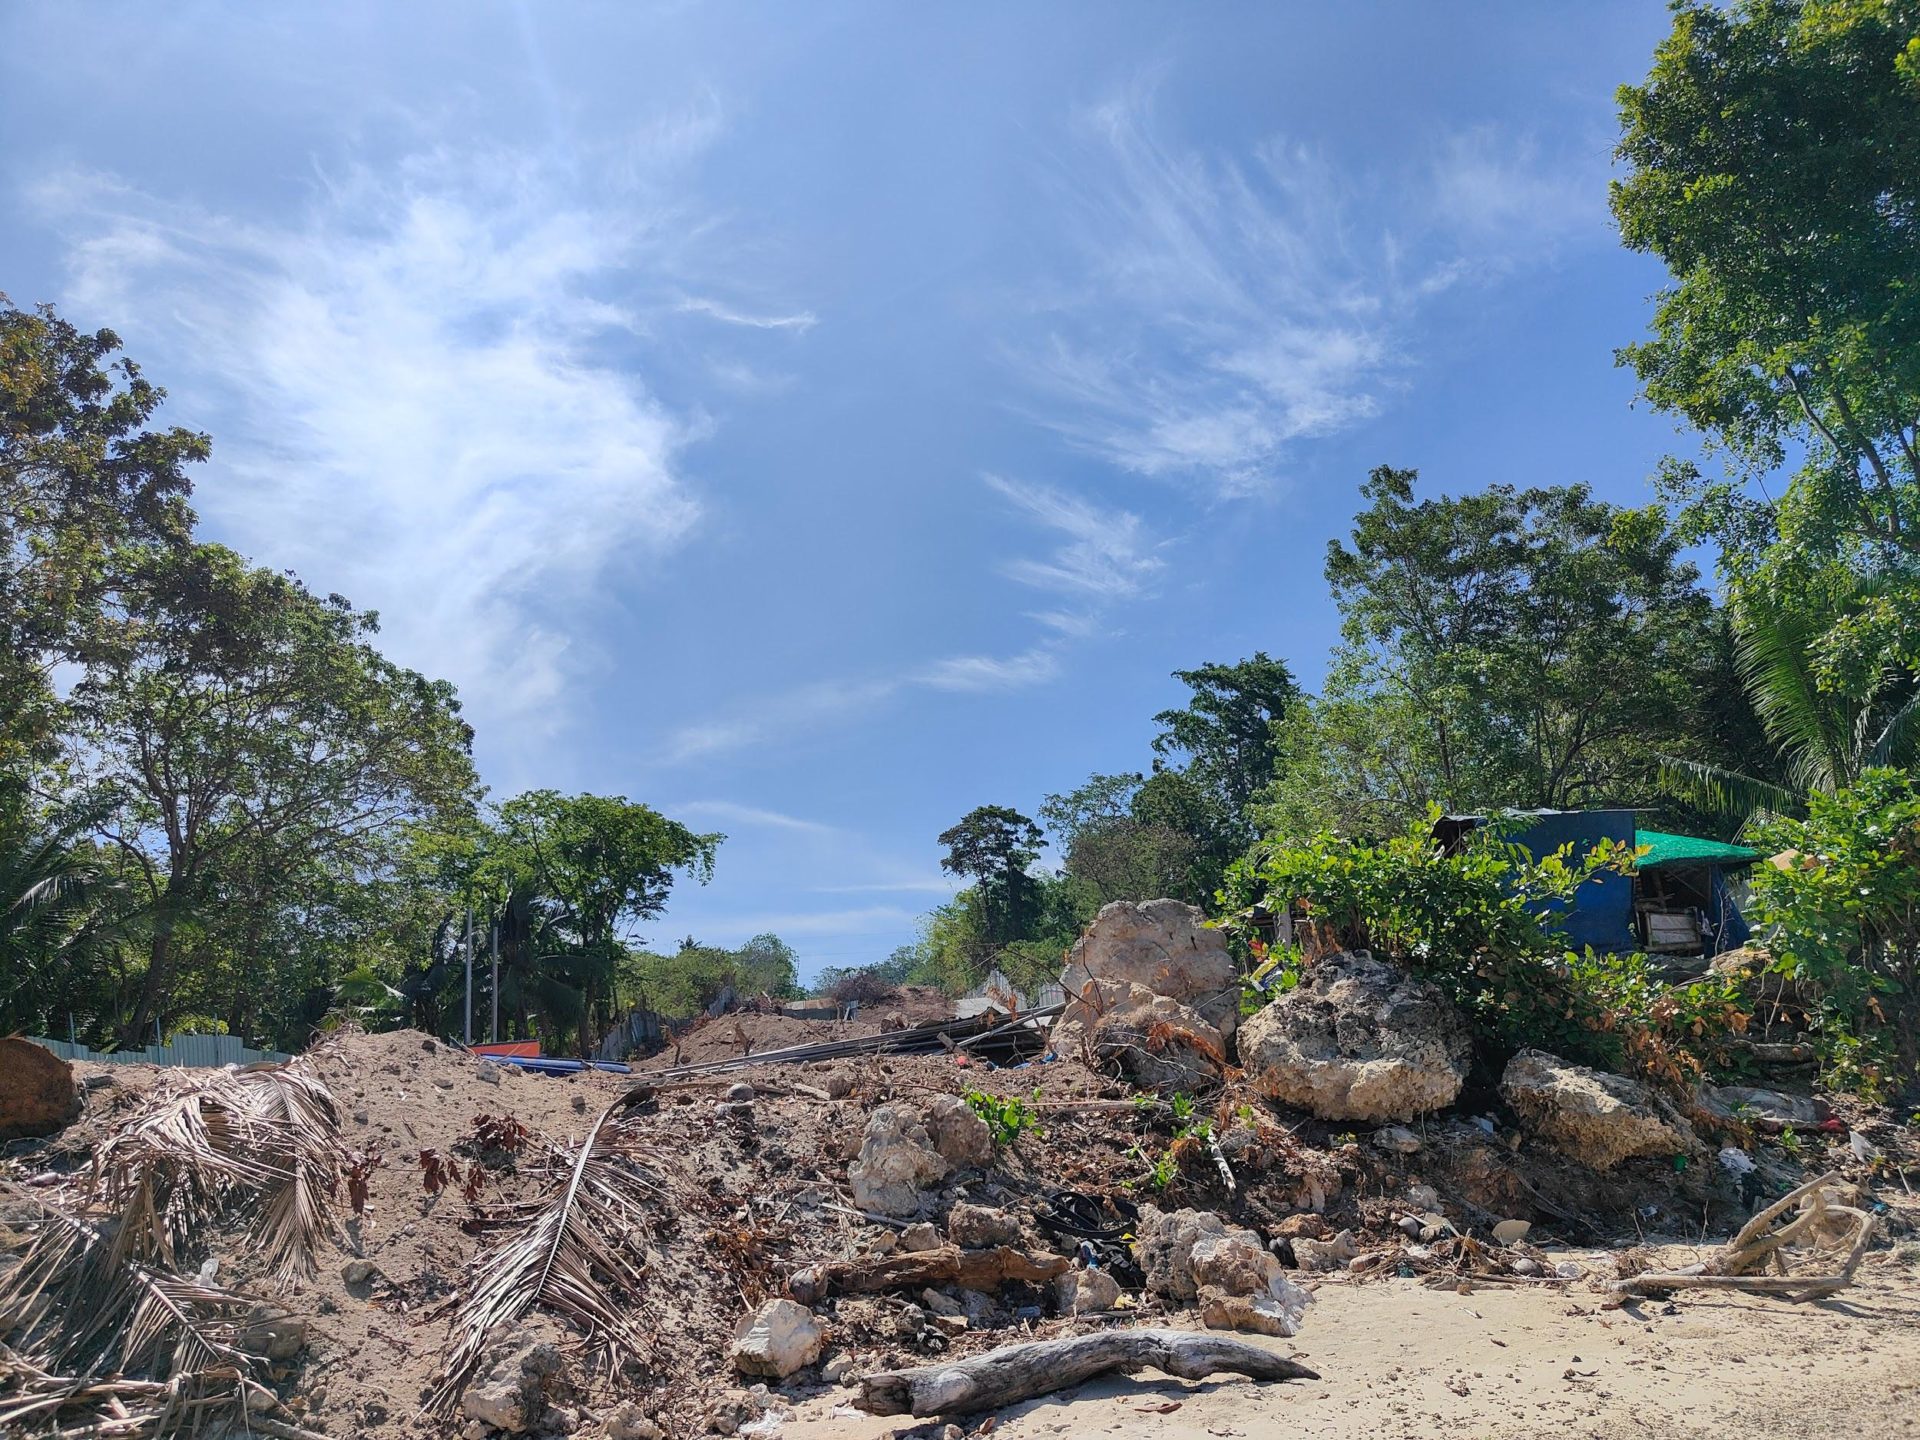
1;900;1911;1440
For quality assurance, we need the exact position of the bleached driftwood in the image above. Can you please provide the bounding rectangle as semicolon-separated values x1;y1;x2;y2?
1611;1171;1876;1302
787;1244;1068;1303
855;1327;1320;1416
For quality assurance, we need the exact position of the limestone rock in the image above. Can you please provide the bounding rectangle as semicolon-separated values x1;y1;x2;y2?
1053;1266;1123;1314
1198;1287;1308;1337
847;1105;948;1217
1371;1125;1423;1155
946;1203;1019;1248
1059;899;1240;1039
900;1222;941;1252
1289;1230;1356;1273
1500;1050;1690;1171
0;1039;80;1141
1237;952;1471;1121
924;1094;994;1169
730;1298;826;1379
1132;1206;1228;1302
607;1403;664;1440
460;1329;567;1434
1053;981;1226;1094
1700;1084;1827;1127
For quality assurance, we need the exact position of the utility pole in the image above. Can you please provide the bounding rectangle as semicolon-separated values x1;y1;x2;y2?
490;918;500;1044
463;907;474;1046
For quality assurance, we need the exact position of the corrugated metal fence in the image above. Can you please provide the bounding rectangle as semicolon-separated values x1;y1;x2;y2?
29;1034;292;1067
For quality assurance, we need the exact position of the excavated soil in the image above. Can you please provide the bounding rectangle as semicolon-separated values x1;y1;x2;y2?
6;1022;1918;1440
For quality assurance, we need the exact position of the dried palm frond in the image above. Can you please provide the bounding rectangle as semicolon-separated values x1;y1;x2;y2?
428;1095;667;1412
231;1064;349;1284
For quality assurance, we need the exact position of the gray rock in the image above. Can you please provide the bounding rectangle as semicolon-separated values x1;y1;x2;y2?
730;1298;826;1379
238;1309;307;1361
899;1221;942;1252
1372;1125;1423;1155
339;1259;377;1285
1237;953;1471;1121
459;1330;566;1434
848;1106;948;1217
924;1094;994;1168
606;1403;663;1440
726;1082;757;1103
946;1202;1020;1248
1501;1049;1691;1171
920;1287;965;1318
1059;899;1240;1039
1053;1266;1123;1314
820;1354;856;1384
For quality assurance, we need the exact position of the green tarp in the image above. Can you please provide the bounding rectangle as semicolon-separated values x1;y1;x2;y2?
1633;829;1759;870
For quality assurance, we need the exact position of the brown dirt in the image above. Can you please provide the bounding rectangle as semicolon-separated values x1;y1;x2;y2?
6;1022;1918;1440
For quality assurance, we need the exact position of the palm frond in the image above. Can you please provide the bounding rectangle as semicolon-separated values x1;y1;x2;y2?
429;1096;665;1412
1655;754;1801;827
1733;594;1853;792
1866;687;1920;769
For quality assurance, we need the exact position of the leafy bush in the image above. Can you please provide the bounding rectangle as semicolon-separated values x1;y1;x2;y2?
964;1087;1042;1147
1748;769;1920;1092
1221;807;1745;1082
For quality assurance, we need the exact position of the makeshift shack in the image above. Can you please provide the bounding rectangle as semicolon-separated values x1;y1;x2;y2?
1435;809;1758;961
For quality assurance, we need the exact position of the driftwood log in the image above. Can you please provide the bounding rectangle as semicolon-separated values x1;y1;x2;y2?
855;1327;1320;1416
1611;1171;1876;1302
787;1245;1069;1304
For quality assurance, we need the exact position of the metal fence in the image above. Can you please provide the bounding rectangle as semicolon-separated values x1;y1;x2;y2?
29;1034;292;1068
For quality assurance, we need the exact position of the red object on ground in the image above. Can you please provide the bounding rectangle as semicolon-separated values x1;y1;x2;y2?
472;1041;541;1058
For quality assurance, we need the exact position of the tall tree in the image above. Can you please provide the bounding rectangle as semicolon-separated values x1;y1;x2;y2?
1305;466;1730;818
1151;653;1297;835
0;300;204;823
937;805;1044;950
66;544;479;1045
1613;0;1920;575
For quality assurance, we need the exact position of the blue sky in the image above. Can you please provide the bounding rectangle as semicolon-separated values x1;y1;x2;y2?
1;2;1698;978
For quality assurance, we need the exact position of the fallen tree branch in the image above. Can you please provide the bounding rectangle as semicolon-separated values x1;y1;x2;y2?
854;1326;1320;1416
787;1245;1069;1304
1610;1172;1875;1303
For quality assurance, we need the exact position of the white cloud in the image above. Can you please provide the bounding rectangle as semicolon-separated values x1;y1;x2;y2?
34;140;807;757
915;647;1061;693
673;801;838;835
1021;88;1603;496
984;473;1163;600
678;296;818;332
689;905;922;941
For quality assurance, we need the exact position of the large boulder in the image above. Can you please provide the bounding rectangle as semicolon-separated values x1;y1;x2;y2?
1060;900;1239;1039
0;1039;80;1141
1055;982;1226;1093
847;1105;948;1217
1501;1050;1691;1171
731;1298;826;1379
1236;953;1471;1121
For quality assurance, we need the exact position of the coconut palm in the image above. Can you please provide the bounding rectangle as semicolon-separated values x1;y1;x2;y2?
0;806;131;1038
1662;580;1920;825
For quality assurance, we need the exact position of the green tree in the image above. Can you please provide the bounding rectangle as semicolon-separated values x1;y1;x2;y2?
937;805;1044;949
489;791;722;1053
1041;771;1211;906
1308;466;1730;819
0;300;204;824
1151;652;1297;838
65;544;479;1045
1613;0;1920;576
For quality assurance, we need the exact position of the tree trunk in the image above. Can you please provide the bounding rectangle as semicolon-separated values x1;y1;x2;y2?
121;907;178;1048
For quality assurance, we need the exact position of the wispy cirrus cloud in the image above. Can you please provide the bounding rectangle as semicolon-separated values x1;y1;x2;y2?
678;295;819;332
33;134;809;760
672;800;840;835
1020;86;1608;498
984;472;1163;601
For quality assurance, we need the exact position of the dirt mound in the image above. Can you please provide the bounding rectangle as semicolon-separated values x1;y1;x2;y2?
0;1037;79;1140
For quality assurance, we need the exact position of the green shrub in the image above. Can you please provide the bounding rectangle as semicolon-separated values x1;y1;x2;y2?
1748;769;1920;1093
964;1087;1042;1147
1221;807;1746;1083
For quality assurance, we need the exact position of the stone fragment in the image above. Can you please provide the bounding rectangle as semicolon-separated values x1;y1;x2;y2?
900;1222;941;1252
1500;1050;1691;1171
1237;953;1471;1121
847;1106;948;1217
946;1202;1020;1248
924;1094;994;1168
730;1298;826;1379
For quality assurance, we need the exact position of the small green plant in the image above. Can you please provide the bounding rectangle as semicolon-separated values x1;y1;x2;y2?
1169;1093;1196;1125
1777;1123;1803;1157
964;1088;1042;1147
1235;1103;1255;1127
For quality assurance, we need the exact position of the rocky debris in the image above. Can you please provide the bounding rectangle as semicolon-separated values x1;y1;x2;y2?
460;1328;569;1434
1290;1230;1357;1273
1053;1265;1123;1314
815;1068;855;1100
237;1308;307;1360
0;1038;80;1141
1131;1212;1313;1338
731;1298;826;1379
340;1258;378;1285
1372;1125;1423;1154
847;1105;948;1217
1059;899;1241;1039
920;1287;965;1318
1501;1049;1691;1170
900;1222;941;1252
924;1094;993;1169
820;1354;856;1385
1236;952;1471;1121
1700;1084;1828;1127
606;1402;664;1440
1083;986;1228;1094
726;1082;757;1103
946;1203;1020;1249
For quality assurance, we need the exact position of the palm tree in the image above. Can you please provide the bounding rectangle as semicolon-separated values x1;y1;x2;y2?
0;807;129;1038
1663;580;1920;824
